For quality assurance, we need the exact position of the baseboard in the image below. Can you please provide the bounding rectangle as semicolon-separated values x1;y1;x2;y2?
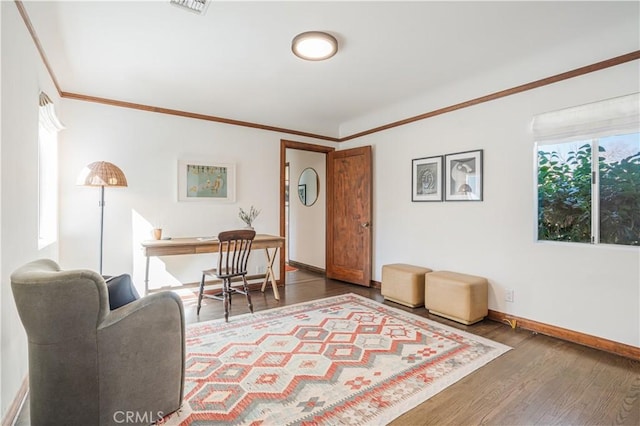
1;376;28;426
487;310;640;361
360;281;638;360
287;260;325;275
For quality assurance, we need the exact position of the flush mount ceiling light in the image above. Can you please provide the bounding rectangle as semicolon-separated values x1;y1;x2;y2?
170;0;209;15
291;31;338;61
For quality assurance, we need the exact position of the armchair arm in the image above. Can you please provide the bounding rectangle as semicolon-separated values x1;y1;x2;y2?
97;291;185;425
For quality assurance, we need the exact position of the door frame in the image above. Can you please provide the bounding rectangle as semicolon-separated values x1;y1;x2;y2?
279;139;335;281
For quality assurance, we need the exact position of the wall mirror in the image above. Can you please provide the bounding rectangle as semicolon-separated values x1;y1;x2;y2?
297;167;319;206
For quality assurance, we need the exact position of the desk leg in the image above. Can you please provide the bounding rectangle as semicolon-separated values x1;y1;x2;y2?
144;256;150;296
261;248;280;300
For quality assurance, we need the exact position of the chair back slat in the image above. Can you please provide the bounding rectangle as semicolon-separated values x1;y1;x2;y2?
216;229;256;277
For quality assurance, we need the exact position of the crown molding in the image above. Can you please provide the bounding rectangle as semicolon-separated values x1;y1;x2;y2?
60;92;340;142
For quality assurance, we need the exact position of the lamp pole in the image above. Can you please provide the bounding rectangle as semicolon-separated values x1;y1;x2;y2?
99;185;105;275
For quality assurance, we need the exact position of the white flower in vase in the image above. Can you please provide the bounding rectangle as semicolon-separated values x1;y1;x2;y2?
239;205;260;229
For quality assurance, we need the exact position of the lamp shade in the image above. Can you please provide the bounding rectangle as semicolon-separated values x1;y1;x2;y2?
77;161;128;187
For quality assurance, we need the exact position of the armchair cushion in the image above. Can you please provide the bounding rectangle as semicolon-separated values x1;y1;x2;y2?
105;274;140;310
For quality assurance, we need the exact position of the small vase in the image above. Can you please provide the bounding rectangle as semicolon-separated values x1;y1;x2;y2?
244;225;254;230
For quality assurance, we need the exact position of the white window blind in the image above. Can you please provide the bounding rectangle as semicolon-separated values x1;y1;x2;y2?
532;93;640;145
39;92;65;132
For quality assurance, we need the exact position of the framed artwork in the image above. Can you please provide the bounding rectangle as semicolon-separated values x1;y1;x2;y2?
444;150;483;201
298;184;306;205
178;160;236;202
412;156;443;202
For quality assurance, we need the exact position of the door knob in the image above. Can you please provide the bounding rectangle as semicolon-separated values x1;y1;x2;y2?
361;222;370;228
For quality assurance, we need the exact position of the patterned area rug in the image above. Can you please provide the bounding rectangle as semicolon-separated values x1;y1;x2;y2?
160;293;510;425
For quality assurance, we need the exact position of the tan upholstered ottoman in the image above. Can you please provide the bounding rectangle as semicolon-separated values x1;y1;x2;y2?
382;263;433;307
425;271;488;324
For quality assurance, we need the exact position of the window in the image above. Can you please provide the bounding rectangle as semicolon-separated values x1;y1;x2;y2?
533;93;640;247
38;124;58;248
38;92;64;249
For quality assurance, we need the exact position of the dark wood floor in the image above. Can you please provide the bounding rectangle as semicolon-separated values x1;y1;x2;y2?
15;269;640;425
190;269;640;426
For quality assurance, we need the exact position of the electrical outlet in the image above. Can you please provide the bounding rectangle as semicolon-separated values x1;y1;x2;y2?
505;288;514;303
256;265;266;274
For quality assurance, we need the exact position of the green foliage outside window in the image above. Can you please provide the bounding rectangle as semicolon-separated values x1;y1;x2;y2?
538;139;640;246
599;149;640;245
538;144;592;243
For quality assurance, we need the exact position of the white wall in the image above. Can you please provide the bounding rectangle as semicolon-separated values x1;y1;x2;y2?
340;61;640;347
0;2;60;417
287;149;326;269
58;101;334;294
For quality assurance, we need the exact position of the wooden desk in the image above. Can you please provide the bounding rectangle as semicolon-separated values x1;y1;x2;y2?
141;234;285;299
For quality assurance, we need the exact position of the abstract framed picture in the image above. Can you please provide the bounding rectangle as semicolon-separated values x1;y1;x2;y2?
412;155;443;202
444;150;483;201
178;160;236;202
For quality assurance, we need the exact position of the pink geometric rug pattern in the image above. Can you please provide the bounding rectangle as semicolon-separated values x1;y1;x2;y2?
159;293;510;425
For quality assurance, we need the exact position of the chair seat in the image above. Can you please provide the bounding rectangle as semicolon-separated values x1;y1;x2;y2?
202;268;246;279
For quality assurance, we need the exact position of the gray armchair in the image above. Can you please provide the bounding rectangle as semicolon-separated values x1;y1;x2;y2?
11;259;185;425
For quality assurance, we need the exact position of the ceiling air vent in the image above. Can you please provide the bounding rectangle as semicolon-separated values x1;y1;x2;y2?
170;0;209;15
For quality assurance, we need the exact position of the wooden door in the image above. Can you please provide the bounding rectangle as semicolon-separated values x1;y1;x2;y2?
326;146;372;286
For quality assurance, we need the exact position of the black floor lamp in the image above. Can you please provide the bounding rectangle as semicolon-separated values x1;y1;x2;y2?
77;161;128;275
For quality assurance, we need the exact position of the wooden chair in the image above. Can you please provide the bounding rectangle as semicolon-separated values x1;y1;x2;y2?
197;229;256;321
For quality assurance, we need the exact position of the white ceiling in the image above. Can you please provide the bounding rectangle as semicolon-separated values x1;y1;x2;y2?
22;1;640;139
